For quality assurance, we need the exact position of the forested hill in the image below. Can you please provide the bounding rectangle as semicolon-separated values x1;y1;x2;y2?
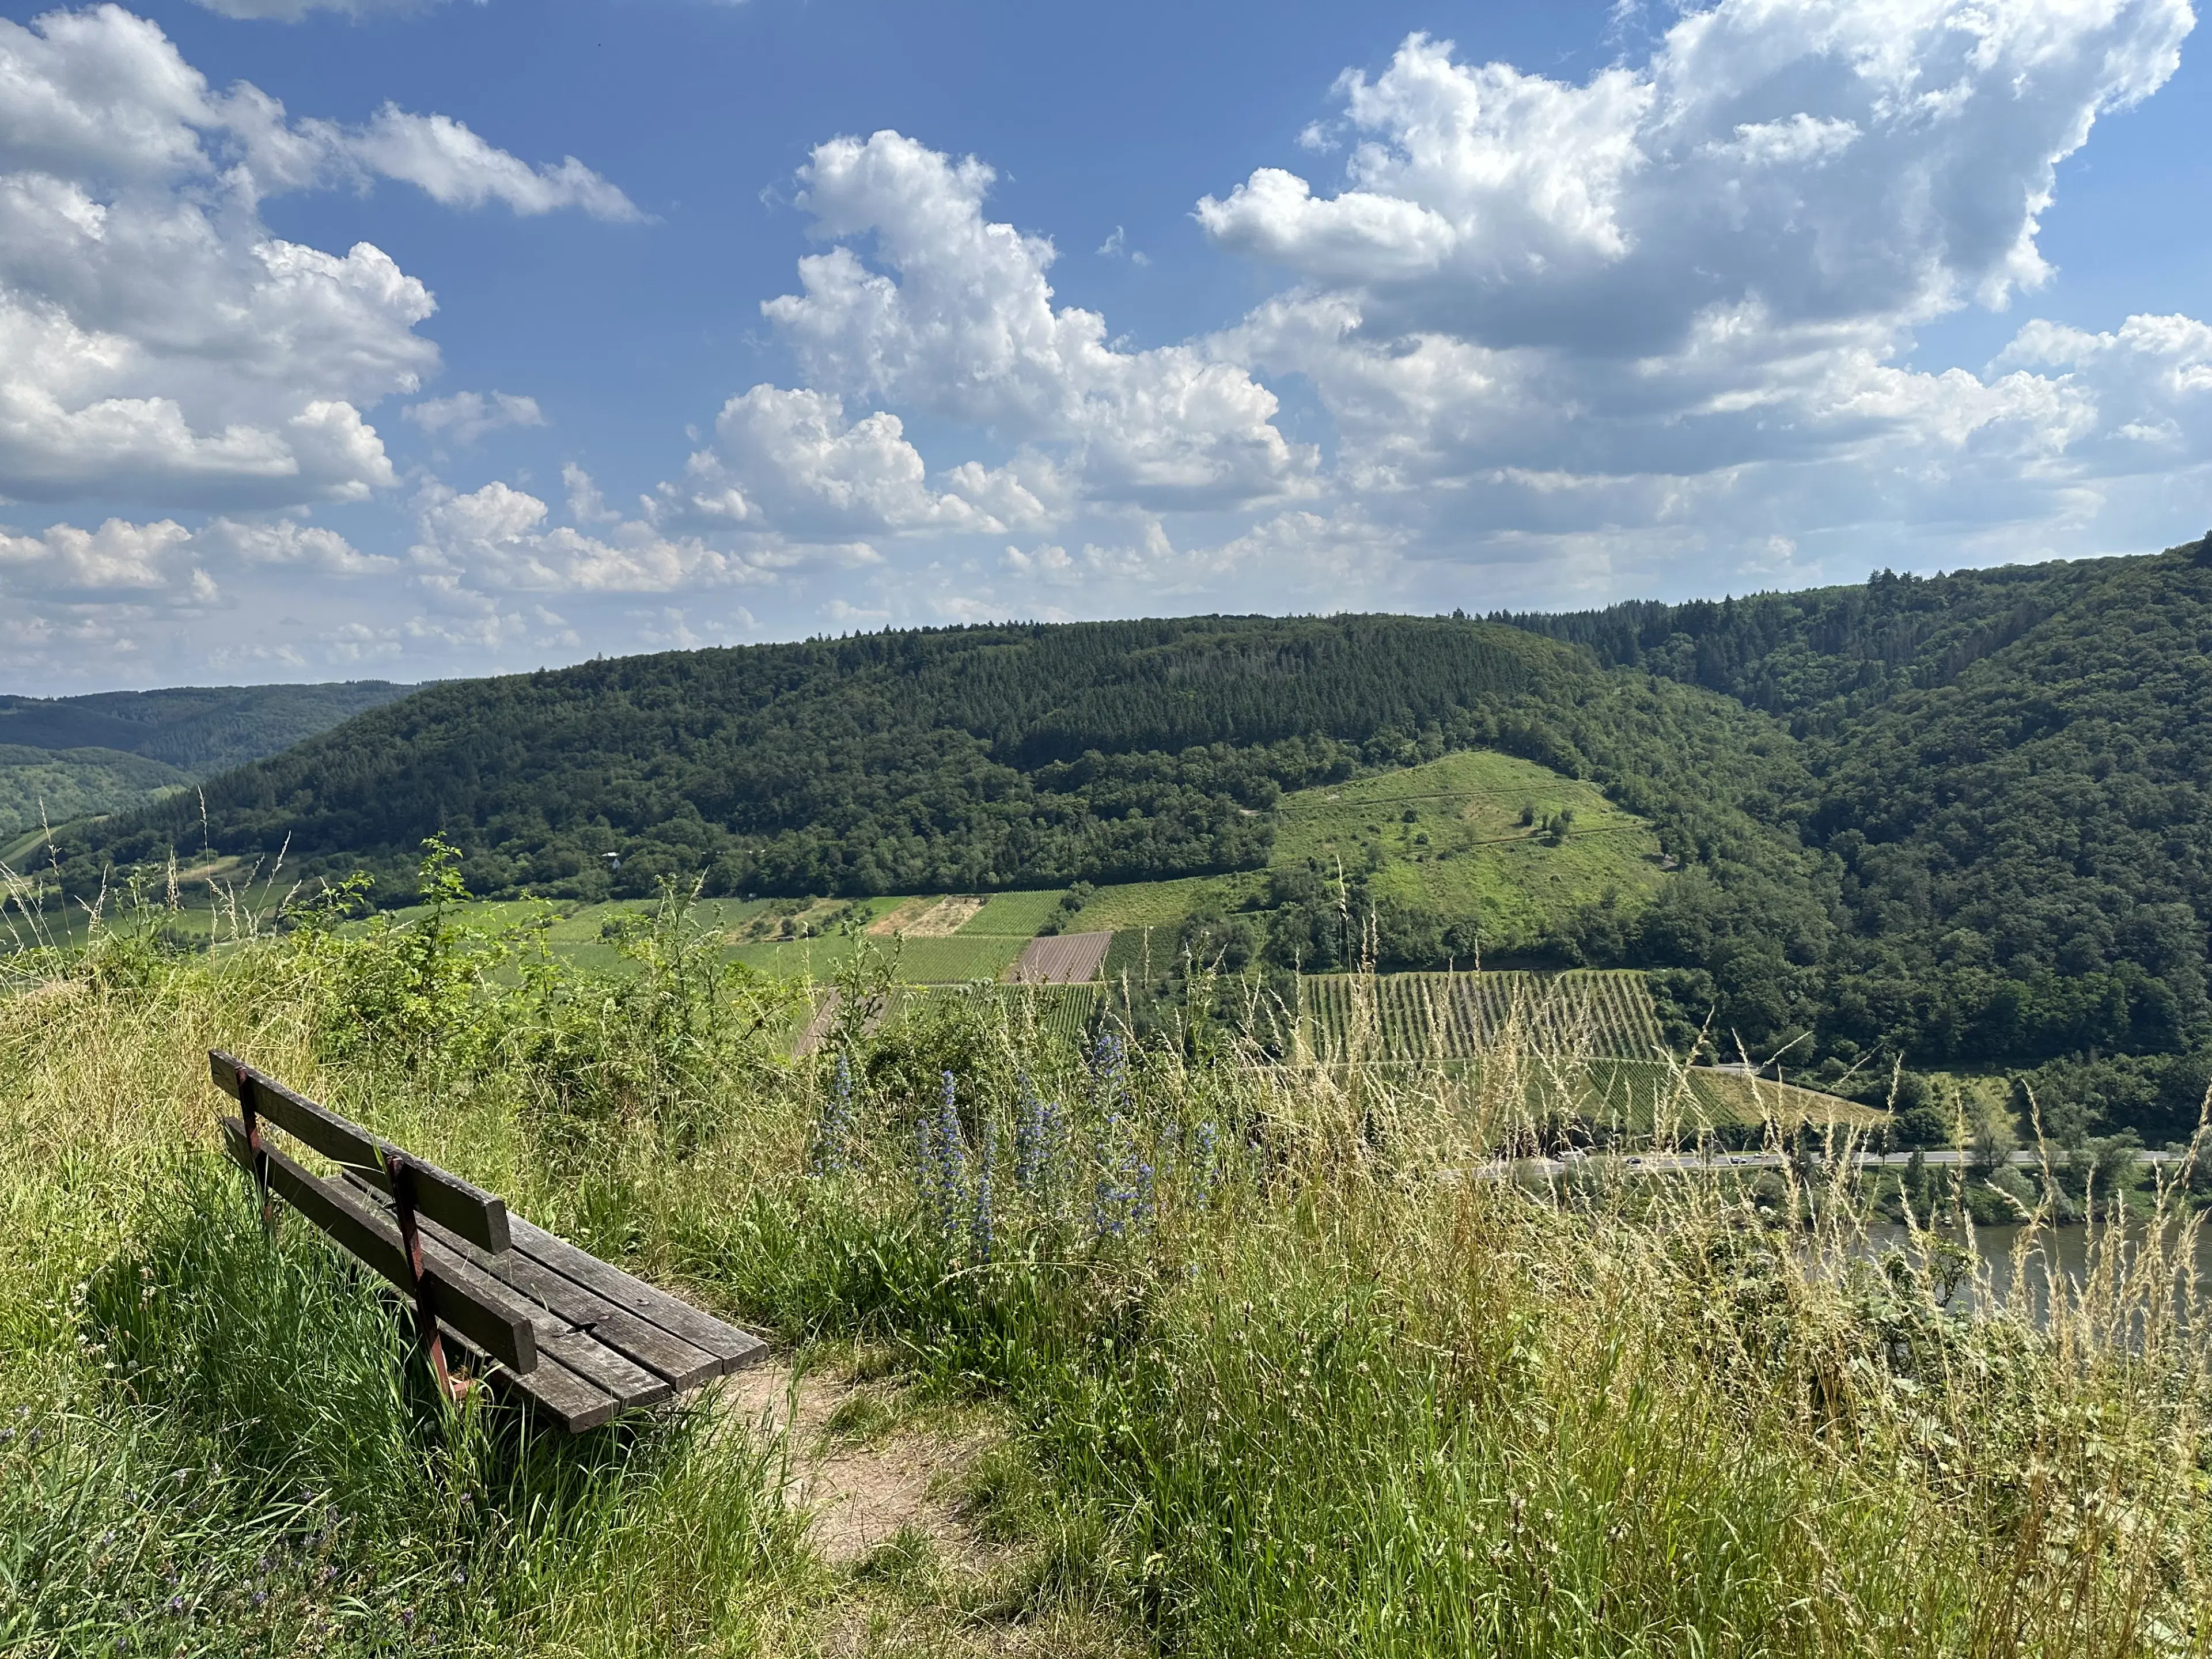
0;680;416;844
0;682;414;775
60;615;1805;907
46;547;2212;1135
1499;536;2212;1134
1495;556;2129;738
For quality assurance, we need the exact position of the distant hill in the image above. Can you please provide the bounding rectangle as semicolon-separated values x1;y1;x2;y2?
0;745;193;849
0;681;414;844
42;548;2212;1143
56;612;1808;921
1499;536;2212;1136
0;682;414;775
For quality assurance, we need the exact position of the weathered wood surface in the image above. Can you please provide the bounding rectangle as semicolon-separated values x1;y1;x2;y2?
217;1116;538;1372
213;1052;766;1432
363;1183;723;1388
210;1051;510;1253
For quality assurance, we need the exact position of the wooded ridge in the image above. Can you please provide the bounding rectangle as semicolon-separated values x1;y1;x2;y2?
32;539;2212;1130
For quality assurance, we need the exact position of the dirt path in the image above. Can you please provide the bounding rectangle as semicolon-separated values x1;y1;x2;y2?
719;1355;988;1568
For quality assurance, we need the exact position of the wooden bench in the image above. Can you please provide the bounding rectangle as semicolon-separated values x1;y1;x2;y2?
209;1050;764;1431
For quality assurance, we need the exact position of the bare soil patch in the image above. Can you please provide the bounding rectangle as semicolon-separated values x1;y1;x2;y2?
868;896;987;938
720;1357;990;1569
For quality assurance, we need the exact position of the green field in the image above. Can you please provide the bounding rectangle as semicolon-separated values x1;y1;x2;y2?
1584;1060;1888;1132
1060;751;1664;951
1274;750;1662;948
957;889;1071;935
1067;873;1255;933
886;980;1101;1046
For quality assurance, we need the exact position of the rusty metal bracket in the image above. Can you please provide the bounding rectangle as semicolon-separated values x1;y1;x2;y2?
235;1073;276;1233
387;1152;473;1404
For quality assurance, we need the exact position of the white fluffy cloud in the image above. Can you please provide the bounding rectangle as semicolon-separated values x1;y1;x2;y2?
1202;6;2188;342
406;391;548;445
659;384;1057;536
190;0;440;16
410;476;805;595
0;6;635;510
340;108;643;221
1187;4;2206;586
0;509;388;601
760;130;1316;512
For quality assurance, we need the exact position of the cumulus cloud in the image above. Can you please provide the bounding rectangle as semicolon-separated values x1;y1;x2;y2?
0;516;200;596
406;391;548;445
410;479;752;594
0;509;389;598
342;108;643;221
191;0;443;16
762;130;1316;512
0;6;635;510
1187;3;2207;586
1201;7;2188;343
658;383;1056;536
404;473;897;600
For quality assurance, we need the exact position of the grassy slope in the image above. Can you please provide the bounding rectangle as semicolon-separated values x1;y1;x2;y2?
1065;749;1663;949
0;931;2198;1656
1272;748;1661;945
957;889;1071;936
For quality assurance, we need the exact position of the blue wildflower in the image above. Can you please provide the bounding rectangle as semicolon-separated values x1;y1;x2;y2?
915;1071;968;1244
971;1114;997;1263
810;1050;857;1177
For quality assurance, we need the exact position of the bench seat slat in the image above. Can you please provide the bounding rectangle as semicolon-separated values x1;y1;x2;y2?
535;1327;673;1407
505;1214;767;1374
344;1175;722;1392
437;1323;626;1433
210;1052;510;1255
219;1117;537;1374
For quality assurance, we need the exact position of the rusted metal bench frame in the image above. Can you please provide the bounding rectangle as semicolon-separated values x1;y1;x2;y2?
209;1051;764;1430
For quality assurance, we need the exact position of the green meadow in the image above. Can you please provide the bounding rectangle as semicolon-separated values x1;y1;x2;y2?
0;878;2202;1656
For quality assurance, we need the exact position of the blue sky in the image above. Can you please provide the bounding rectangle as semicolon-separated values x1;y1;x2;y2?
1;0;2207;691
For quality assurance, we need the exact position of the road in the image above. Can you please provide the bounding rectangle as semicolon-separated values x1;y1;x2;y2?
1497;1147;2183;1180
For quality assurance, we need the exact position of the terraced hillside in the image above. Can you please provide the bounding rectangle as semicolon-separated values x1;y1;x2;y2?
1298;970;1664;1062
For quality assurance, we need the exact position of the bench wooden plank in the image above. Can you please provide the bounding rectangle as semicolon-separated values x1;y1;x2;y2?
505;1214;766;1373
343;1174;722;1392
210;1052;511;1255
535;1326;672;1407
437;1323;626;1432
331;1178;672;1407
219;1117;537;1373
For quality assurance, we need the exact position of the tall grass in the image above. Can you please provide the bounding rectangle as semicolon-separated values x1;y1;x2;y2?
1;875;2207;1655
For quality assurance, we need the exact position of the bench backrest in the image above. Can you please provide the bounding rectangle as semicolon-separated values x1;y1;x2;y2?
209;1051;512;1254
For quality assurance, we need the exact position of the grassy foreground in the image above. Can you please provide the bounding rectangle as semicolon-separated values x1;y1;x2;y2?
1;878;2208;1656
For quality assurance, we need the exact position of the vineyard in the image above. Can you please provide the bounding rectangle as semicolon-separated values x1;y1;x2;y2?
1579;1059;1888;1132
886;982;1102;1048
1298;970;1664;1062
786;980;1103;1058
